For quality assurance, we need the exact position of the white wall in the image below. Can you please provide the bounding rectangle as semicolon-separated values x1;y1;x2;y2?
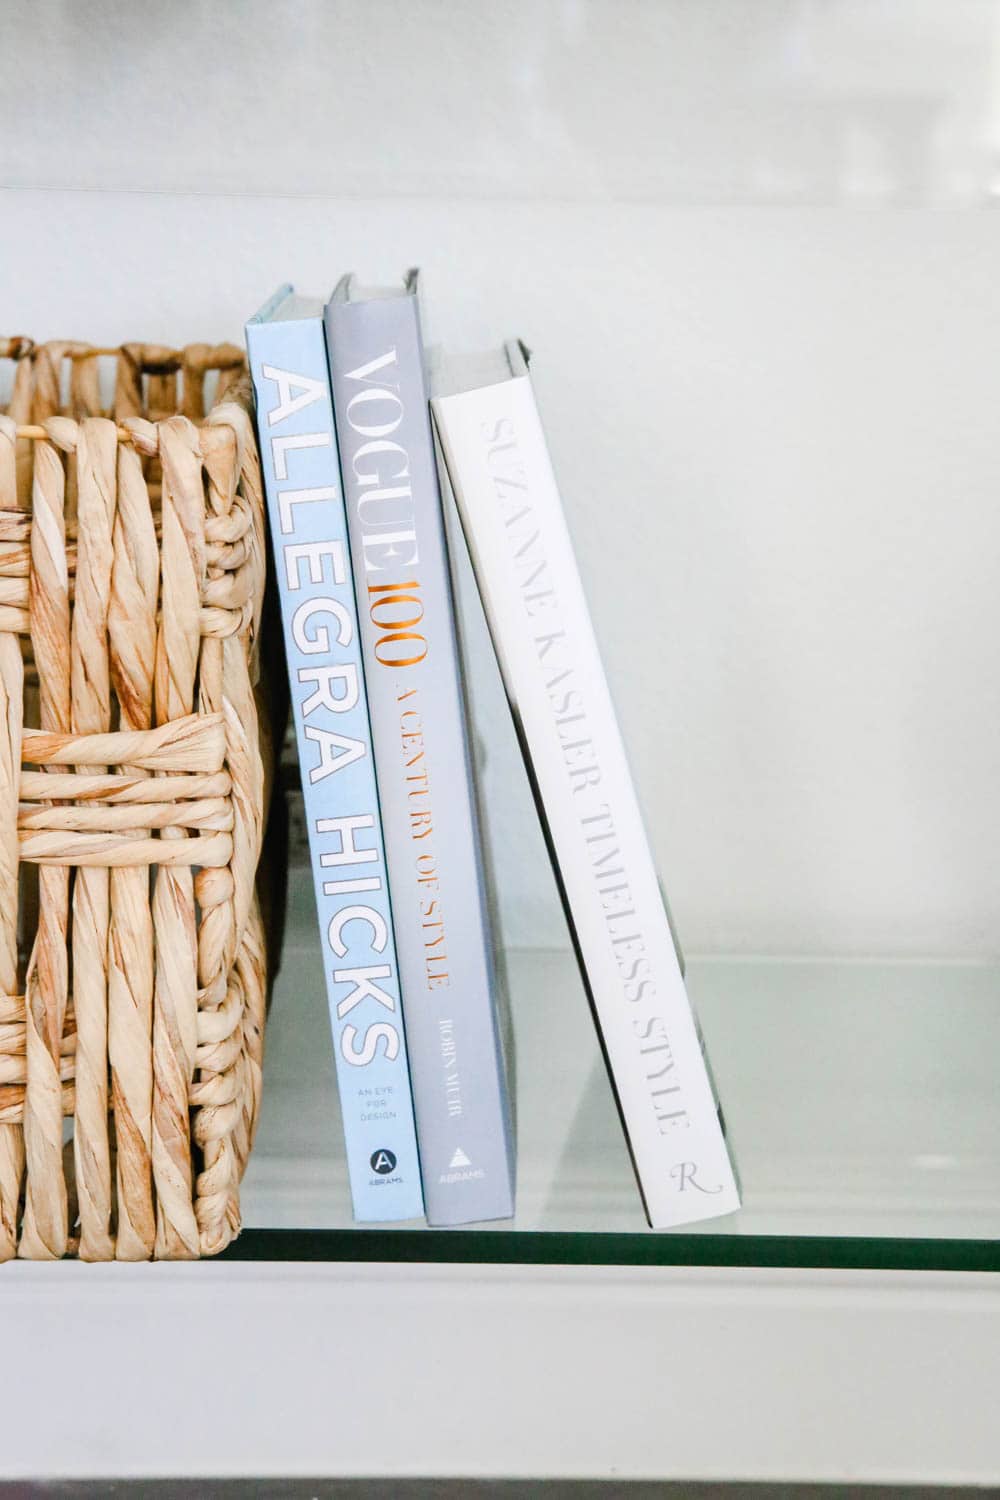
4;1;1000;959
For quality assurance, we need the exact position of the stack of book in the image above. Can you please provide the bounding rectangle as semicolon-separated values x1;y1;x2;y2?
246;275;739;1230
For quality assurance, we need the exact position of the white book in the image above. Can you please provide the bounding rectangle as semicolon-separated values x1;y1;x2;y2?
431;344;739;1228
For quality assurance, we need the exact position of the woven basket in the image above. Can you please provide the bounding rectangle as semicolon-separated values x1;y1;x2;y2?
0;337;271;1260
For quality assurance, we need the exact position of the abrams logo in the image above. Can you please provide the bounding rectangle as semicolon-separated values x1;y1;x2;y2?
439;1146;485;1186
370;1149;397;1176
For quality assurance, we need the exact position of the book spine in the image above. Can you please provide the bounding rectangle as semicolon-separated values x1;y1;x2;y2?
325;293;514;1225
432;373;740;1229
246;314;423;1223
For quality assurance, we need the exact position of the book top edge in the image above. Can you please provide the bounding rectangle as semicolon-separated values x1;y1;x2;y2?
331;269;420;306
247;285;326;325
429;339;530;400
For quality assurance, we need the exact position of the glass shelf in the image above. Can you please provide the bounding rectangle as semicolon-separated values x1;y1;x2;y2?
234;865;1000;1271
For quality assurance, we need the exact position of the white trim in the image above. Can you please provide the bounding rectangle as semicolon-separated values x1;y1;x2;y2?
2;1260;999;1482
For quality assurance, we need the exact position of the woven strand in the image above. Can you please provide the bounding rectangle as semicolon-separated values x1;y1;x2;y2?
19;437;70;1259
221;401;269;1231
19;769;232;802
107;429;158;1260
192;424;236;1252
151;416;206;1260
71;418;117;1261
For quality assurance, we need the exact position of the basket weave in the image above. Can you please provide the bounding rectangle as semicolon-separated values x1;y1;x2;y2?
0;337;270;1260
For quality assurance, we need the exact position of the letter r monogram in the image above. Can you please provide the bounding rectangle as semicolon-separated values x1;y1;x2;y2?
671;1161;723;1195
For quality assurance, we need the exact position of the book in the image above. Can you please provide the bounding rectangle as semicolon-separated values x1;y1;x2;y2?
431;344;740;1229
325;274;515;1226
246;287;424;1224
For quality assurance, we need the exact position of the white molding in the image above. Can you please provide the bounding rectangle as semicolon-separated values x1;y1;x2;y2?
2;4;994;206
2;1260;999;1482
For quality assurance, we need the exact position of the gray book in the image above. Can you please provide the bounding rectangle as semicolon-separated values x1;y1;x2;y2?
325;273;515;1225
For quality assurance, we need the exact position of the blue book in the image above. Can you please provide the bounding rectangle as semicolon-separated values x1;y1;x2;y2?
325;273;515;1225
247;287;424;1223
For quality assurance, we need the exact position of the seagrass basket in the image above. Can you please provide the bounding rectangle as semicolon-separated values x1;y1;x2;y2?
0;336;271;1260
